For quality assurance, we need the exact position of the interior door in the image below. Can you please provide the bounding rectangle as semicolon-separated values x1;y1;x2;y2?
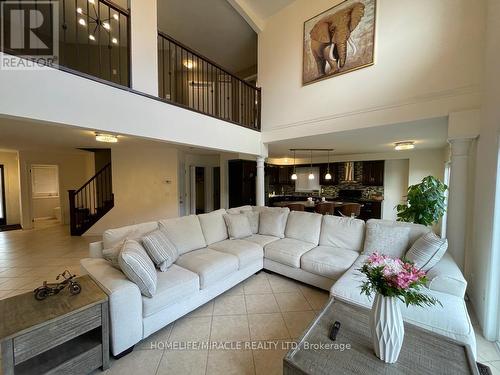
0;165;6;225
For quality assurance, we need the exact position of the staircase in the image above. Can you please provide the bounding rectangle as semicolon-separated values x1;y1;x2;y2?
68;163;114;236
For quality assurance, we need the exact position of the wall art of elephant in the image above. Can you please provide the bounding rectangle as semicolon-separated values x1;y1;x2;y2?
303;0;376;85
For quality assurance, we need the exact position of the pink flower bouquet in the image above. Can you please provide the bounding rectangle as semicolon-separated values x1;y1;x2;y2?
359;253;441;307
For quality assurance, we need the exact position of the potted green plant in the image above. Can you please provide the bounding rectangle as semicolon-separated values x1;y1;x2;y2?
396;176;448;226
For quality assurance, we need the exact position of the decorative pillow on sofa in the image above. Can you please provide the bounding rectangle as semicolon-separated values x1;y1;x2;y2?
223;213;253;239
198;209;228;245
226;205;253;215
142;229;178;271
244;211;260;234
259;209;289;238
118;240;157;298
363;222;411;258
406;232;448;271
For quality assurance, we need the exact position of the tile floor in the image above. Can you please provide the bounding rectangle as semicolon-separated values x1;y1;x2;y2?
0;223;499;374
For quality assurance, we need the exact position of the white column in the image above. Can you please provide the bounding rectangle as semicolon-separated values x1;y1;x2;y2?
446;138;473;271
256;157;265;206
130;0;158;95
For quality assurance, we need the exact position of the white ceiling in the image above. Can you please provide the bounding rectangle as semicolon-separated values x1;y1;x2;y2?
157;0;257;75
239;0;296;21
267;118;449;158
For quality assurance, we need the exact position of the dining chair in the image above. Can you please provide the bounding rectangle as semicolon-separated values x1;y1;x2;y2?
338;203;363;218
286;203;305;212
315;202;336;215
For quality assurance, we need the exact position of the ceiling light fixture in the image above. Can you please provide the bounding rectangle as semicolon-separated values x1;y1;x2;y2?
325;150;332;180
291;150;297;180
395;141;415;151
183;60;195;69
76;1;119;46
95;133;118;143
308;150;315;180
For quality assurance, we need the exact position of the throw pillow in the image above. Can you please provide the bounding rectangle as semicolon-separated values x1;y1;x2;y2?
118;240;157;298
406;232;448;271
223;213;253;239
142;229;178;272
363;222;411;258
102;240;125;269
259;209;288;238
244;211;260;234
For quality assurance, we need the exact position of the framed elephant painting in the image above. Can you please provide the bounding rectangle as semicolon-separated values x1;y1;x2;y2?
303;0;376;85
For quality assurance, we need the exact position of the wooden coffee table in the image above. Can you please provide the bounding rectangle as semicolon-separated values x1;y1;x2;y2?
284;297;479;375
0;275;109;375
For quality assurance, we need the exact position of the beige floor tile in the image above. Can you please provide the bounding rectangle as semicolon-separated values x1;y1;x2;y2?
486;361;500;375
274;292;312;312
253;340;289;375
476;333;500;361
299;284;330;310
213;294;247;315
169;316;212;342
106;348;163;375
267;273;301;293
248;313;290;340
186;300;214;317
223;283;244;296
282;311;316;339
243;273;272;294
157;350;208;375
206;348;254;375
136;324;173;350
245;293;280;314
210;315;250;342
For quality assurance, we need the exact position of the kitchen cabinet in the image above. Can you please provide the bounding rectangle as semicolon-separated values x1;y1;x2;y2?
358;201;382;221
229;160;256;207
362;161;385;186
278;165;294;184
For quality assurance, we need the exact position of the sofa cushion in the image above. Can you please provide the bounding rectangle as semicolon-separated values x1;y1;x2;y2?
319;216;365;252
118;240;158;298
198;209;228;245
159;215;207;255
175;248;239;289
243;234;280;247
103;221;159;249
259;209;289;238
223;213;253;239
301;246;359;280
244;211;260;234
285;211;322;245
142;264;199;317
367;219;431;247
141;229;178;271
209;239;263;268
330;256;476;351
264;238;316;268
363;221;411;258
226;205;253;214
406;232;448;271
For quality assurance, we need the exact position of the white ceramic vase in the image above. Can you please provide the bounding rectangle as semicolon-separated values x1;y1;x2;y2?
370;294;405;363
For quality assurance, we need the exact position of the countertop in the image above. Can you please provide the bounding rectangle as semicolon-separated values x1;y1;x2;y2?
268;195;383;203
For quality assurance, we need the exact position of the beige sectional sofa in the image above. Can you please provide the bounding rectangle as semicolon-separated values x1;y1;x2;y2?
80;206;475;357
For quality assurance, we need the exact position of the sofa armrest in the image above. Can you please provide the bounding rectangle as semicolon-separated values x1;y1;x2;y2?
89;241;104;258
426;253;467;299
80;258;143;356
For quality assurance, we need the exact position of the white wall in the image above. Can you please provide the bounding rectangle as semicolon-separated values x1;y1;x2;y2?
258;0;483;142
18;150;95;228
0;151;21;225
85;144;179;235
467;0;500;341
382;159;409;221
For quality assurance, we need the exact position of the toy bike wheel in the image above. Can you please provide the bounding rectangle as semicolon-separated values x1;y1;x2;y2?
35;288;49;301
70;283;81;295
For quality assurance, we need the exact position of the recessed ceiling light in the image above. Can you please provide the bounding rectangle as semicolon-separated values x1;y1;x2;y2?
394;141;415;151
95;133;118;143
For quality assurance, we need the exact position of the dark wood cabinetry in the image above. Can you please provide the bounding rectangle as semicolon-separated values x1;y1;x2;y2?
358;201;382;221
228;160;256;208
362;161;385;186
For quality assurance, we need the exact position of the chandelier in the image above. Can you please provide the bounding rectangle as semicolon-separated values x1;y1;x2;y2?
77;0;119;45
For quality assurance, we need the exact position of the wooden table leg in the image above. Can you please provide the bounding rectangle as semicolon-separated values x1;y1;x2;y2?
101;302;110;370
1;339;15;375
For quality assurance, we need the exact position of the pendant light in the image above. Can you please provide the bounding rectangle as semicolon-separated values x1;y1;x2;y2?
325;150;332;180
308;150;315;180
291;150;297;180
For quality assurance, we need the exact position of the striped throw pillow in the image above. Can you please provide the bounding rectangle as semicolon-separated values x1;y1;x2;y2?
118;240;157;297
142;230;178;271
406;232;448;271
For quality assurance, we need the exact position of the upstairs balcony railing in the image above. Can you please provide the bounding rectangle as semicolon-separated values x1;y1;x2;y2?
158;32;261;131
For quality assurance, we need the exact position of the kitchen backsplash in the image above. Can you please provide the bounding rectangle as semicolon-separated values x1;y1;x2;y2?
269;183;384;199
